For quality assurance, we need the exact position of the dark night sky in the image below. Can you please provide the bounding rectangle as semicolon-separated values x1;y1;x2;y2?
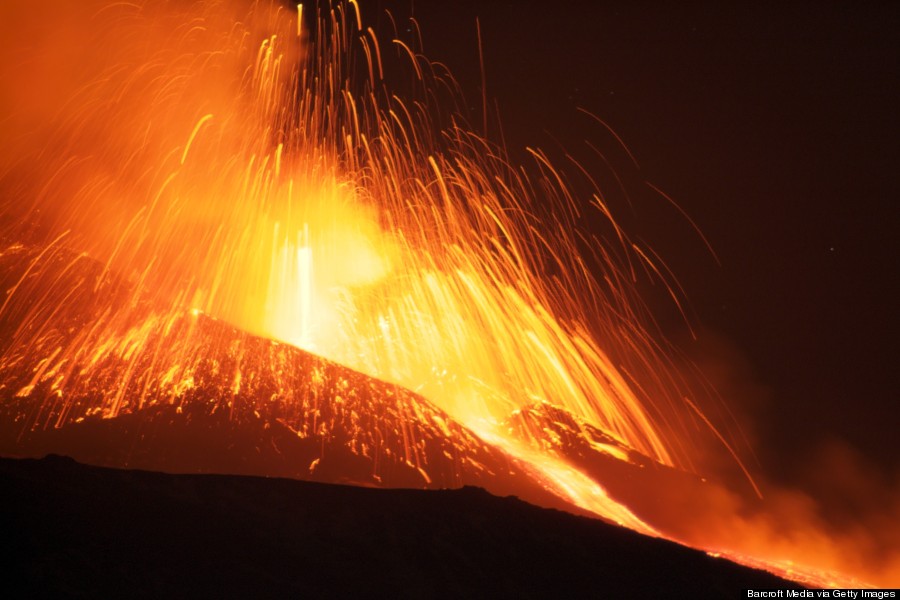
366;1;899;484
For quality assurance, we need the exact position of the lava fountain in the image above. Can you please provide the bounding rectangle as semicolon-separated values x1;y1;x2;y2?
0;0;894;588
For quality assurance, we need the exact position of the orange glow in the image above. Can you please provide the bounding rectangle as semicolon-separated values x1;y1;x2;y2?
0;0;896;589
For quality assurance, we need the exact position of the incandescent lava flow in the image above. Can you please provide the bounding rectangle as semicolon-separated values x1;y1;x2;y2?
0;0;893;588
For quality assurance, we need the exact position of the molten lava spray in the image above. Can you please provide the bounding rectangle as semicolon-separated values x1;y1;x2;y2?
1;0;896;588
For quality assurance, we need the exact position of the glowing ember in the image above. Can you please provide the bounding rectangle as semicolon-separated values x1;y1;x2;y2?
0;0;896;588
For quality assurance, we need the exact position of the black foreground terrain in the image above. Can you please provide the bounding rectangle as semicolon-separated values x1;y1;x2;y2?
0;454;797;598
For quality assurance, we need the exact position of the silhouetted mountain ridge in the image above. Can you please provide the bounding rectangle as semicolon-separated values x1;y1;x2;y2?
0;454;797;598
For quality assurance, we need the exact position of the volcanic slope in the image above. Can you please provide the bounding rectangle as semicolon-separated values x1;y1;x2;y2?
506;402;729;536
0;241;565;510
0;454;798;598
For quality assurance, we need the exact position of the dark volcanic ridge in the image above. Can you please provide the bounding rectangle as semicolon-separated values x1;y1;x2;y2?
0;454;797;598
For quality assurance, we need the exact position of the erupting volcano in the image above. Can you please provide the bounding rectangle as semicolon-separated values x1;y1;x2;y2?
1;0;896;591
